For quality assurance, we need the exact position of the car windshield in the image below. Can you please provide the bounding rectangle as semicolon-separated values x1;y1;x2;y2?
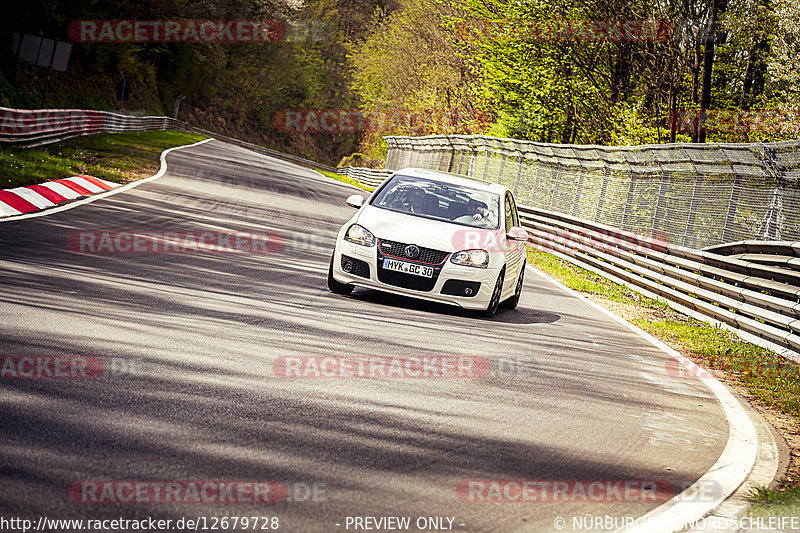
370;175;501;229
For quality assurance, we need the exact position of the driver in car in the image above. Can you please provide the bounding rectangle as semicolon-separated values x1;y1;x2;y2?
467;200;489;221
406;188;426;214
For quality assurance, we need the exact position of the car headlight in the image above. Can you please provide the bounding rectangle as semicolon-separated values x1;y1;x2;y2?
450;249;489;268
344;224;376;247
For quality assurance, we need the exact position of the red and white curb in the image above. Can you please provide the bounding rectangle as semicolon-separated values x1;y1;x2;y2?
0;138;212;222
0;176;119;218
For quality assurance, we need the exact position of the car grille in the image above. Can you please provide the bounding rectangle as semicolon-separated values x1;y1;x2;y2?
377;239;449;265
376;238;448;292
377;268;439;292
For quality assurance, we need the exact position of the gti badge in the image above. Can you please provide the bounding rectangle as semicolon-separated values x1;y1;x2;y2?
404;245;420;259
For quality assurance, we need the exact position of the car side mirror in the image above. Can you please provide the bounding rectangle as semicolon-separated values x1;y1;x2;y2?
506;226;529;242
346;194;365;208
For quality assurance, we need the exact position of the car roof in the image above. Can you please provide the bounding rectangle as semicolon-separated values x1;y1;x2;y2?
390;168;509;195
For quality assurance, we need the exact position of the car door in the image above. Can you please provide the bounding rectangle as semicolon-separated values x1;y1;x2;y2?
503;192;525;294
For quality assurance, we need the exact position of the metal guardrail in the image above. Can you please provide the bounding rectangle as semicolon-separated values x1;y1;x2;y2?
704;241;800;271
334;167;392;188
0;106;338;172
180;123;339;173
520;206;800;362
0;108;179;147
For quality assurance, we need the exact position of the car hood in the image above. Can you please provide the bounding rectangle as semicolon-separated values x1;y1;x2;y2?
355;204;502;253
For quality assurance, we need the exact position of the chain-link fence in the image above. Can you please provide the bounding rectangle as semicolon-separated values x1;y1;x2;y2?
384;135;800;248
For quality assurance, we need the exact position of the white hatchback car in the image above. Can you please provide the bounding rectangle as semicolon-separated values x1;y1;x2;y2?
328;168;529;317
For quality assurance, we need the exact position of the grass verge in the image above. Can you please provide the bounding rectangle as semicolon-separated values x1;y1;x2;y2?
526;248;800;517
1;130;208;188
314;169;375;192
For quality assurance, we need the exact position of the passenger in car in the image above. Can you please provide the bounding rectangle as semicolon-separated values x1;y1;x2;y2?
423;193;440;215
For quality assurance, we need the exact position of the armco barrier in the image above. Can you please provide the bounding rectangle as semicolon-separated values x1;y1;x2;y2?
519;205;800;362
181;123;340;173
0;107;338;173
0;108;175;147
704;240;800;271
334;167;392;188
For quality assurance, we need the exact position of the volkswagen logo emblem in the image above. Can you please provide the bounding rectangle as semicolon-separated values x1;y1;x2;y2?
404;245;420;259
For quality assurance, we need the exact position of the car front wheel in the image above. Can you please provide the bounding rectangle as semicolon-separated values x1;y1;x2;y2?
328;254;354;295
481;269;504;318
501;267;525;309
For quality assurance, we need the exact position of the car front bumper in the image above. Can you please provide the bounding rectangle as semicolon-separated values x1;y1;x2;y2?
331;241;499;310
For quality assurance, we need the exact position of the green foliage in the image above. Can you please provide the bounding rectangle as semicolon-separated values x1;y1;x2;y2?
749;485;800;517
350;0;800;151
610;102;662;146
349;0;487;159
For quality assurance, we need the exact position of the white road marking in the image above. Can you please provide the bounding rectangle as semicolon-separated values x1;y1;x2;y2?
527;264;768;533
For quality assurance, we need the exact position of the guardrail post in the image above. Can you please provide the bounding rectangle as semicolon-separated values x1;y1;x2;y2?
467;148;476;177
482;148;491;180
446;137;456;173
497;152;507;184
549;162;562;211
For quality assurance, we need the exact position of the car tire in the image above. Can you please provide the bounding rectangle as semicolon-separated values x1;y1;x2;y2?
501;267;525;309
481;268;504;318
328;254;354;295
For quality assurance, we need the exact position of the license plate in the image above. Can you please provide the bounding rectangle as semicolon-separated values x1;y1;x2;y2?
382;259;434;278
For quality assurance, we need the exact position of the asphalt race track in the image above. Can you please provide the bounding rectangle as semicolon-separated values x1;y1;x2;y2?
0;140;732;532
